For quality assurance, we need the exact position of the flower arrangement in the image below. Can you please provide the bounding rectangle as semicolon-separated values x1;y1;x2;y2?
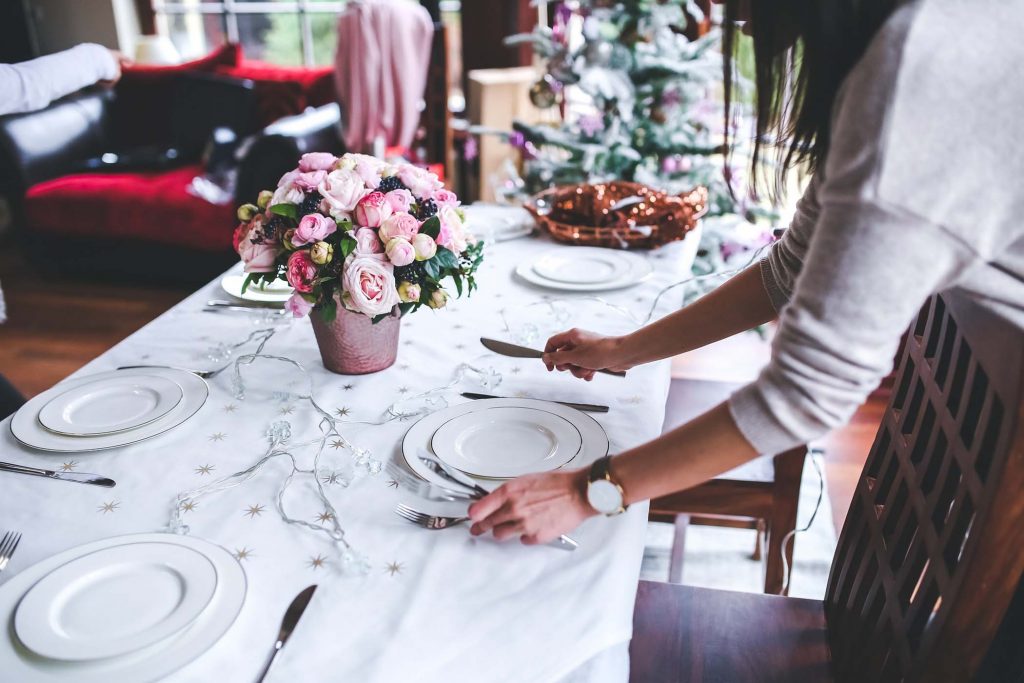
233;153;483;322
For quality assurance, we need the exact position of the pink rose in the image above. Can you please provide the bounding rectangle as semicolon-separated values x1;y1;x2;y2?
319;169;369;218
354;191;392;228
293;170;327;192
287;251;318;293
240;239;278;273
232;222;250;253
384;188;414;214
397;163;443;199
352;227;384;256
411;233;437;261
344;153;386;188
378;212;420;242
432;189;460;207
385;237;415;267
298;152;338;172
437;205;468;252
285;293;314;318
342;254;399;317
292;213;337;247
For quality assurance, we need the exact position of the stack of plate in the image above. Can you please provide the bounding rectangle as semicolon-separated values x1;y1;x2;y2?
402;398;609;490
463;203;536;242
10;368;208;453
220;273;293;305
0;533;245;682
515;246;653;292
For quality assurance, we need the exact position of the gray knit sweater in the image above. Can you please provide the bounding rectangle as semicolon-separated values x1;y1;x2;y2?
728;0;1024;455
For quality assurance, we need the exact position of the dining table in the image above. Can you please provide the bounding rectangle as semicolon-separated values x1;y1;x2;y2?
0;228;701;683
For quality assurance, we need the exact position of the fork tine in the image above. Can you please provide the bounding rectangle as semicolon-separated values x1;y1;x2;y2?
0;531;13;559
7;533;21;559
394;505;428;525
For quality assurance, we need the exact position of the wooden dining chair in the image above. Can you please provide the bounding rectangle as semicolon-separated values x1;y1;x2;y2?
630;291;1024;682
650;378;807;595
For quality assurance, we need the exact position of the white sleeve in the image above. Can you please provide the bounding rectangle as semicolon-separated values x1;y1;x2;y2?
0;44;118;116
759;173;822;312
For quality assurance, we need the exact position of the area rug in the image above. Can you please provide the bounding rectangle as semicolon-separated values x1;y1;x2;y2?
640;454;837;599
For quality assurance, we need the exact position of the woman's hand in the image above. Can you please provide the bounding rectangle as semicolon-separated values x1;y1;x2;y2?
542;328;632;381
468;469;598;545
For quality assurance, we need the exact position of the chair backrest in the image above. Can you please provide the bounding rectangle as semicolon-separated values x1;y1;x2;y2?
825;291;1024;682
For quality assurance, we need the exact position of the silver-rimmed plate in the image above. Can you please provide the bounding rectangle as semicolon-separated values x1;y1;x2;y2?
515;247;652;292
37;374;183;437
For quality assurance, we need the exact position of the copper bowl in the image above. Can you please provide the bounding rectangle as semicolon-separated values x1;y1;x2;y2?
524;181;708;250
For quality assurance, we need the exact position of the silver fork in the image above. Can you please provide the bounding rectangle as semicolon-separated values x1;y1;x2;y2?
0;531;22;575
395;504;468;529
115;363;231;380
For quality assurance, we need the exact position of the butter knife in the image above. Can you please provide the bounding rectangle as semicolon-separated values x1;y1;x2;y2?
480;338;626;377
255;585;318;683
0;461;115;488
461;392;609;413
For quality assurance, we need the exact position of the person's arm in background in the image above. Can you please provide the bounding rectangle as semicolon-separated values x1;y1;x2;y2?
0;43;122;116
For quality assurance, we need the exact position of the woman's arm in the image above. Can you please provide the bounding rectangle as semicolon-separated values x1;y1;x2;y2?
0;44;120;117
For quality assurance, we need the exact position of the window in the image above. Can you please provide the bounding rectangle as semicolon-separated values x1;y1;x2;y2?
152;1;346;66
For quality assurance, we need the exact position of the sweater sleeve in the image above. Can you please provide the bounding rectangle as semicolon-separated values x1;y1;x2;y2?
0;43;118;116
759;173;823;312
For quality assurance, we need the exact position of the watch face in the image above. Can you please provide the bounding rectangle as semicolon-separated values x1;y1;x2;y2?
587;478;623;515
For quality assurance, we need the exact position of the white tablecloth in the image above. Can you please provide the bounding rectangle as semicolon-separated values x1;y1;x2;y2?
0;234;696;682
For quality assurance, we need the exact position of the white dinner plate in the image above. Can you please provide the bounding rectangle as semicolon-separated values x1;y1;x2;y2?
220;273;293;304
514;247;653;292
0;533;246;683
37;375;183;437
430;406;583;479
463;204;536;242
15;542;218;661
401;398;609;492
11;368;208;453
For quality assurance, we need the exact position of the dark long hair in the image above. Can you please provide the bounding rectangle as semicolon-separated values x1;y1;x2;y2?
722;0;899;199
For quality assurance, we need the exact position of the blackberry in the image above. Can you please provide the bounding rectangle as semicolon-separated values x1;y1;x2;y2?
299;192;323;216
393;261;426;285
377;176;407;193
414;198;438;220
264;215;289;241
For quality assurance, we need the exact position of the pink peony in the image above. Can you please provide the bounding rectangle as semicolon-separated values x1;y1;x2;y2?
432;189;460;207
293;170;327;192
384;188;414;214
385;237;416;267
437;205;469;253
344;153;387;188
286;250;318;293
240;238;278;273
397;163;443;199
342;254;399;317
354;191;392;228
352;227;384;256
285;293;314;318
318;169;369;217
292;213;337;247
298;152;338;172
378;212;420;242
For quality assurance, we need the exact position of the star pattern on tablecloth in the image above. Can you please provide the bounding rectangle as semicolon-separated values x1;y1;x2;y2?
385;561;404;577
279;406;295;415
452;323;464;330
208;432;227;442
314;511;334;524
234;547;253;561
386;479;399;489
223;404;237;413
334;407;351;418
511;366;522;375
398;387;410;394
195;464;215;475
330;439;345;450
97;500;120;514
623;395;643;405
180;500;198;513
403;340;414;346
245;504;265;519
321;471;344;486
60;461;78;472
398;363;410;370
454;344;466;350
343;384;355;391
308;554;328;570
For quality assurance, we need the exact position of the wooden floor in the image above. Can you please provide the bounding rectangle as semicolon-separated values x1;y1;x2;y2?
0;243;879;534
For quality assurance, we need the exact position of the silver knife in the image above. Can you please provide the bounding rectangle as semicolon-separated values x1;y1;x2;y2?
461;392;609;413
255;585;318;683
0;461;115;487
480;338;626;377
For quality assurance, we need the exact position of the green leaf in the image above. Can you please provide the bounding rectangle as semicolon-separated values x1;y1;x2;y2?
398;302;417;317
317;297;338;324
420;216;441;239
269;203;298;220
241;273;256;294
433;247;458;269
423;258;441;280
452;274;463;297
370;312;390;325
338;234;357;260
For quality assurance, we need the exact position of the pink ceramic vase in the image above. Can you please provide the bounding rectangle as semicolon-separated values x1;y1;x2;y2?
310;304;401;374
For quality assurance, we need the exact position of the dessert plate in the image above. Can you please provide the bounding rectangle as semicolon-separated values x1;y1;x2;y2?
430;406;582;479
37;375;183;437
15;542;217;661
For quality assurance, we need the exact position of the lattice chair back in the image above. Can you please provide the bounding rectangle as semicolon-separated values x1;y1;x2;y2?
825;292;1024;682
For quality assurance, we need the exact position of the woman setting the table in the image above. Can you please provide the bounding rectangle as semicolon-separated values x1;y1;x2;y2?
469;0;1024;542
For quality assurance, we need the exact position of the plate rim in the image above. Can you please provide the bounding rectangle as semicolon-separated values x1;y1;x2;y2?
36;374;185;438
515;248;653;292
13;541;219;662
429;405;583;479
531;251;634;285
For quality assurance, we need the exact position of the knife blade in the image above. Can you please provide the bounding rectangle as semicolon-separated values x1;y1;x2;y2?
256;585;318;683
480;338;626;377
461;392;609;413
0;461;115;487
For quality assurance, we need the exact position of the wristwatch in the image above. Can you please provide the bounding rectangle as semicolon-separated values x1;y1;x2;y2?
586;456;627;516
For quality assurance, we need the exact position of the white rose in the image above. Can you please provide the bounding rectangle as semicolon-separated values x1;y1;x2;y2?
318;169;370;218
271;183;304;206
342;254;400;317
